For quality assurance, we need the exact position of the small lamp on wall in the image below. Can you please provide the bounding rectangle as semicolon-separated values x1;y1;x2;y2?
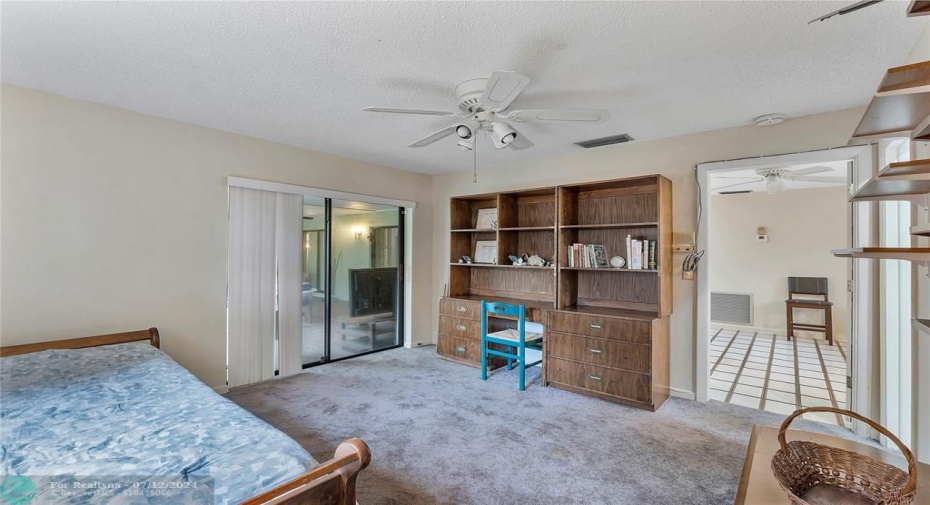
352;225;366;240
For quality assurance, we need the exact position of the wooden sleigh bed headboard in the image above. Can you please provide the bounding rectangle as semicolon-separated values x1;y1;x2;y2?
0;328;371;505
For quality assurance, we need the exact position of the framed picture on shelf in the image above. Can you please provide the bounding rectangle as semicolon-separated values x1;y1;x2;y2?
475;208;498;230
592;245;609;268
474;240;498;264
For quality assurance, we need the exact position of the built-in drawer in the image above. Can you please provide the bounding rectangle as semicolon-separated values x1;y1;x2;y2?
546;357;651;403
547;331;651;374
439;315;480;341
440;297;482;320
437;333;506;368
548;312;652;344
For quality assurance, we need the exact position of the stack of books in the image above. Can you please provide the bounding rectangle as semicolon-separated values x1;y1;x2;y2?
566;243;608;268
625;235;657;270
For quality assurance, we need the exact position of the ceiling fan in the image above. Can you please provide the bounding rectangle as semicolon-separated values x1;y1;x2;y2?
363;71;610;152
714;167;847;194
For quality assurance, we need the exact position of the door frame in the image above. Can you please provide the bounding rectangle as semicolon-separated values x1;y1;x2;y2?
695;145;875;437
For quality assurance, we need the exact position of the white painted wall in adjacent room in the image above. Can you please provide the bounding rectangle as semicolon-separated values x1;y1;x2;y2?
0;84;435;390
709;187;849;340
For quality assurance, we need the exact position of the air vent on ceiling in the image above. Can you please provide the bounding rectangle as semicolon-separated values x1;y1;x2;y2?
575;134;634;148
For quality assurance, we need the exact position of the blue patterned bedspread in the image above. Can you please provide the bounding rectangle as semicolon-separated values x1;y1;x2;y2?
0;343;315;504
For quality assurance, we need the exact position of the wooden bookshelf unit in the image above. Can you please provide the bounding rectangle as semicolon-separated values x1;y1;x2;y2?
439;175;672;411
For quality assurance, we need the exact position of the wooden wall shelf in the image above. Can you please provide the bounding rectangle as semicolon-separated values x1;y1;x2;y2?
560;222;659;229
850;177;930;201
909;0;930;17
915;319;930;333
832;247;930;261
911;223;930;237
878;159;930;179
850;61;930;142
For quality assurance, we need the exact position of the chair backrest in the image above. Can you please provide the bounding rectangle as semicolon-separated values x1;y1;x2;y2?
788;277;829;298
480;300;526;339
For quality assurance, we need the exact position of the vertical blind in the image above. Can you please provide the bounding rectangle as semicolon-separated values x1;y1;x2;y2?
227;186;302;387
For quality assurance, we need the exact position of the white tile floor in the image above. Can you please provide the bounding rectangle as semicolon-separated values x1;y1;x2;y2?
709;328;849;426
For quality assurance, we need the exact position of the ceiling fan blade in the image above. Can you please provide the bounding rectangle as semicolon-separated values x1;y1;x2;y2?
408;125;457;148
479;71;530;111
793;176;847;183
363;107;459;117
715;175;768;180
507;128;534;151
808;0;883;24
503;109;610;123
714;179;762;191
792;166;833;176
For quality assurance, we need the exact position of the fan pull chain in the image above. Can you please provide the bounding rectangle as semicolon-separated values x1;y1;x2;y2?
473;129;478;183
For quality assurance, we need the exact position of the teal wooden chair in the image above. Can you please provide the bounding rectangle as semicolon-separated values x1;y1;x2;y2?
480;300;543;391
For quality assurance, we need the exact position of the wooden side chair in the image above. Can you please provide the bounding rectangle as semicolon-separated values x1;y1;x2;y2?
785;277;833;346
480;300;543;391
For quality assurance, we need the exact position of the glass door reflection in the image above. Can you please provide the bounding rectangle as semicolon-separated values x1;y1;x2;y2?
301;197;327;365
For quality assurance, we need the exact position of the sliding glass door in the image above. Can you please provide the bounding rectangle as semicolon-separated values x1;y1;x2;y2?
301;197;403;367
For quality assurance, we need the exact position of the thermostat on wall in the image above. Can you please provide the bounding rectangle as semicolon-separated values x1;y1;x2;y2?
756;227;768;243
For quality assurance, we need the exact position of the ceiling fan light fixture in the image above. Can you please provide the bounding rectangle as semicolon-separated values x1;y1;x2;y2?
754;113;786;127
455;124;473;139
765;175;785;194
492;121;517;149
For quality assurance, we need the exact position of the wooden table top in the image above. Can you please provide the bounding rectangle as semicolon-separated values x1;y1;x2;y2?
735;425;929;504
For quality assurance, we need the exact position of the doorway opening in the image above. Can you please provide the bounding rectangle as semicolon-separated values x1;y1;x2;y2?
696;146;875;433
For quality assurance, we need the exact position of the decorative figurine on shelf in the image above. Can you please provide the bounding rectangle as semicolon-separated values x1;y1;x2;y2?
460;255;473;264
526;254;546;267
509;255;524;266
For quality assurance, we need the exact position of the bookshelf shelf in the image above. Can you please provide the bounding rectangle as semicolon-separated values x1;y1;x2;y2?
911;224;930;237
877;159;930;179
449;263;554;270
832;247;930;261
909;0;930;17
560;222;658;229
561;267;659;274
850;61;930;142
497;226;555;231
451;228;496;233
914;319;930;333
849;178;930;201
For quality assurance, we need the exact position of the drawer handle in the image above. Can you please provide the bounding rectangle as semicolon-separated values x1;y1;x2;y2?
455;345;466;353
589;323;603;329
457;306;468;312
589;348;602;354
588;375;603;382
456;325;468;331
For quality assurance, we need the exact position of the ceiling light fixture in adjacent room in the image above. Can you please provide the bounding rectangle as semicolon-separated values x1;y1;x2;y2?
754;113;786;126
765;174;785;194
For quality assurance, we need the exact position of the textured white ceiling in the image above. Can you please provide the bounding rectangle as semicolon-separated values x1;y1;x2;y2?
2;2;926;174
710;160;849;193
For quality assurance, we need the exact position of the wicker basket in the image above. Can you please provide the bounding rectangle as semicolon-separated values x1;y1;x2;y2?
771;407;917;505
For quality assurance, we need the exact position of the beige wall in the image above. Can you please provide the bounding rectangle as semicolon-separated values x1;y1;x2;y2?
709;187;849;339
432;107;865;398
0;84;434;390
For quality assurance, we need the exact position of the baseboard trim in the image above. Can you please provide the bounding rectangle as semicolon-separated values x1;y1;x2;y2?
669;387;695;401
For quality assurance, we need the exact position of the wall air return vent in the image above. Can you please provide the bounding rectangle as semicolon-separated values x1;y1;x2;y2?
575;134;634;148
711;292;753;325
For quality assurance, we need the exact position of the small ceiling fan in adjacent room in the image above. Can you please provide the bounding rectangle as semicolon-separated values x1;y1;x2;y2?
363;71;610;153
714;167;847;194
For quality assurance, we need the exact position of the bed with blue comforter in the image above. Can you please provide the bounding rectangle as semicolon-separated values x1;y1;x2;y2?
0;342;317;504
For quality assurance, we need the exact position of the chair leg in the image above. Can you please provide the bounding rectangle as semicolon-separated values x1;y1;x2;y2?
825;305;833;346
480;337;488;381
786;304;793;341
518;344;526;392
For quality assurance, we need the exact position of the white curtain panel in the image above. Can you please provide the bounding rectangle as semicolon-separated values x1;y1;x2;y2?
227;186;278;388
275;193;304;377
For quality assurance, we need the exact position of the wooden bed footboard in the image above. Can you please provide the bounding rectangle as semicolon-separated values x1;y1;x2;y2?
241;438;371;505
0;327;160;357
